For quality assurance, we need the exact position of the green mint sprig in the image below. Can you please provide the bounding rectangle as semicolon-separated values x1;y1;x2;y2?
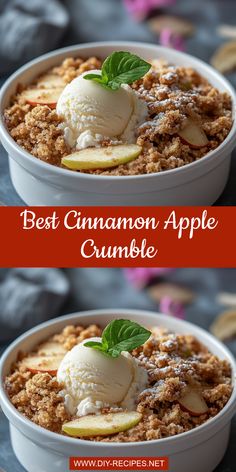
83;51;151;91
84;319;151;358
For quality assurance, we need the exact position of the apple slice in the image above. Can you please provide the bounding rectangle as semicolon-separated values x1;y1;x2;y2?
37;341;66;356
178;118;208;149
62;411;142;437
179;388;208;416
20;88;63;108
62;144;142;170
21;354;64;375
36;73;65;89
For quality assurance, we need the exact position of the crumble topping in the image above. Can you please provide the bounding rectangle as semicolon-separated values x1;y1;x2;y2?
53;57;102;84
3;56;232;176
4;323;232;442
4;104;69;166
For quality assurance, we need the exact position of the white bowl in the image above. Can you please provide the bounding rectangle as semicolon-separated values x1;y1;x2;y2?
0;42;236;206
0;309;236;472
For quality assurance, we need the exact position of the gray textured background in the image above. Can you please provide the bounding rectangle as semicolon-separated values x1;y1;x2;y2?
0;0;236;205
0;268;236;471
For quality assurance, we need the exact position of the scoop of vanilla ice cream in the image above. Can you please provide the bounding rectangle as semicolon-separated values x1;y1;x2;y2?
57;337;147;416
56;70;148;149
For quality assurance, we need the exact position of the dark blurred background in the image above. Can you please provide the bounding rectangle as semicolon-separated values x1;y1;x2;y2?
0;0;236;204
0;267;236;471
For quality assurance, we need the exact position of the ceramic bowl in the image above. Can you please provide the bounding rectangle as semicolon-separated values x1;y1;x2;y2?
0;309;236;472
0;42;236;205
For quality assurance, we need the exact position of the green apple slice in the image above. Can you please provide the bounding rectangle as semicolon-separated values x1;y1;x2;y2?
61;144;142;170
62;411;142;437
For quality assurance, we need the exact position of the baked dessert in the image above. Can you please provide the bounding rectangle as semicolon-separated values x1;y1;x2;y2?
5;319;232;442
4;51;233;176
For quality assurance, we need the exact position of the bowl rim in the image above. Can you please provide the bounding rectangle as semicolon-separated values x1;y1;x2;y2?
0;308;236;450
1;41;236;183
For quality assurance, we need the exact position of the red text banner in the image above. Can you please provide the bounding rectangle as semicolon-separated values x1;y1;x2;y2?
0;206;235;267
69;456;169;470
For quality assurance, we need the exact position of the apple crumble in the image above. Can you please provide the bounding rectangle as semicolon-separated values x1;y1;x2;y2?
3;52;232;176
4;323;232;442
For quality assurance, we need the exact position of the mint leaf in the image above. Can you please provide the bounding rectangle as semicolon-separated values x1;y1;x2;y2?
83;340;113;357
83;51;151;91
83;73;104;81
102;319;151;357
83;74;111;90
103;51;151;89
84;341;103;348
83;341;104;352
84;319;151;358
